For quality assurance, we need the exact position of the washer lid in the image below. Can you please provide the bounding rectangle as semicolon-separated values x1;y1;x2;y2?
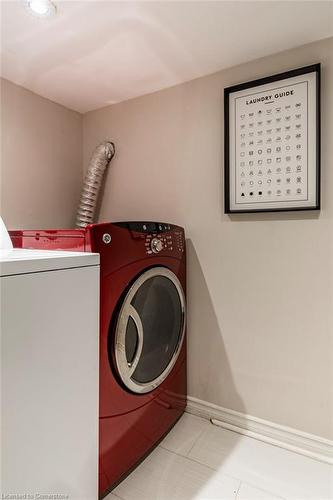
0;249;99;276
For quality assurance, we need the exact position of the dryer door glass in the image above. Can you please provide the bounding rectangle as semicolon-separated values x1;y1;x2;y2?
114;267;185;394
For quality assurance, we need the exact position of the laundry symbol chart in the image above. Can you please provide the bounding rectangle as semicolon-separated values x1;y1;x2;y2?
225;64;320;213
234;83;309;205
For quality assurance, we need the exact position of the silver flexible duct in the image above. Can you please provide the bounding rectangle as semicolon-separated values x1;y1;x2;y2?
75;141;115;228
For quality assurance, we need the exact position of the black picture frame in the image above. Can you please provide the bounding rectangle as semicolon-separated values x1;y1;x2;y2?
224;64;321;214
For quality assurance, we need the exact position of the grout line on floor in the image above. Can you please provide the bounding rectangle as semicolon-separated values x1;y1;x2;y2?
241;480;287;500
179;448;254;487
185;419;213;458
157;443;196;460
157;443;245;488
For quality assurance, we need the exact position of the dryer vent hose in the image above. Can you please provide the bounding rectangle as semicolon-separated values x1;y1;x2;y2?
76;141;115;228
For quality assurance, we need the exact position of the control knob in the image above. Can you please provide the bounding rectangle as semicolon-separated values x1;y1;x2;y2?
151;238;163;253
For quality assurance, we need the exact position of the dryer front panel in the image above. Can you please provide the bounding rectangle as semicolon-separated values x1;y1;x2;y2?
112;267;186;394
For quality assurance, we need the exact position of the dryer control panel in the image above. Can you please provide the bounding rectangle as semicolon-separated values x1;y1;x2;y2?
113;221;185;256
144;232;185;255
143;232;184;255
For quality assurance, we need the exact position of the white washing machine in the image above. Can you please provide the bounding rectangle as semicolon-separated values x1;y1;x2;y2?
1;248;100;500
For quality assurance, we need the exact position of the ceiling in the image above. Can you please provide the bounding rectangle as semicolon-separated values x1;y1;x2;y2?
1;1;332;113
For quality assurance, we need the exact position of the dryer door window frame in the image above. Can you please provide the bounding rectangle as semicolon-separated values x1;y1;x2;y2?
113;267;186;394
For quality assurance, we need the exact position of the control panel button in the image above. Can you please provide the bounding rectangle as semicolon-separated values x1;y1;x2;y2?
151;238;163;253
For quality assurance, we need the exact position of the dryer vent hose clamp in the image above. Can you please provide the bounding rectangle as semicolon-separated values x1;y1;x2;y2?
75;141;115;228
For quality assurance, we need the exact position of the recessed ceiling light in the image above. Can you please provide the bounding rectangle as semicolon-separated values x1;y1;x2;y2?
25;0;57;18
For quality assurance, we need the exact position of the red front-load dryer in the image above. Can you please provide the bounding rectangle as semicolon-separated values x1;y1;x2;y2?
10;221;187;498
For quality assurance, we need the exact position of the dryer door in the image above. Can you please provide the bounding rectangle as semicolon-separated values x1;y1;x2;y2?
114;267;185;394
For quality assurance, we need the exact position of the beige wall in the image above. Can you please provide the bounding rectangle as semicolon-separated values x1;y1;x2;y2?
1;78;82;229
83;37;333;440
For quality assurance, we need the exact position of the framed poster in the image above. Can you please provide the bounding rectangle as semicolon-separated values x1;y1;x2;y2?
224;64;320;213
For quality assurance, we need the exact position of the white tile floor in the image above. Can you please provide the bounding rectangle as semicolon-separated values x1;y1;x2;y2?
106;413;333;500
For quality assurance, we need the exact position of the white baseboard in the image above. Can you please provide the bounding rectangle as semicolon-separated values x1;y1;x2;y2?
186;396;333;465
